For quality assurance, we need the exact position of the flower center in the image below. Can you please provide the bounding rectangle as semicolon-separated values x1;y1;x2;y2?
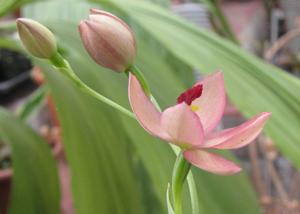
177;84;203;105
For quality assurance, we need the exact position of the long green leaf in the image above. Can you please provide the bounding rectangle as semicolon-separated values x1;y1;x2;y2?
0;108;60;214
146;0;169;7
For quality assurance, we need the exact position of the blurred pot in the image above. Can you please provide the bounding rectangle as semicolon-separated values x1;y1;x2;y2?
0;49;32;95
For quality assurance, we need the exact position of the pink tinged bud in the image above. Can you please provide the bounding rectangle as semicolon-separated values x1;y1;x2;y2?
79;9;137;72
16;18;57;59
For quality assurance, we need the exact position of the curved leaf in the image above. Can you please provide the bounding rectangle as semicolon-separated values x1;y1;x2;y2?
0;108;60;214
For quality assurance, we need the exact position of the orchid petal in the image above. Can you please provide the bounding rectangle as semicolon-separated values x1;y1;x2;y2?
128;74;169;140
161;103;204;148
203;112;271;149
192;71;226;134
183;150;241;175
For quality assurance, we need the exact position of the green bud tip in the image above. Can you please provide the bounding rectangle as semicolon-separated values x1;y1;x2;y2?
16;18;57;59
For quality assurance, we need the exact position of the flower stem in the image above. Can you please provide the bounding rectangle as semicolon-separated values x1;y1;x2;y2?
49;53;135;119
126;65;151;96
171;152;191;214
126;65;161;110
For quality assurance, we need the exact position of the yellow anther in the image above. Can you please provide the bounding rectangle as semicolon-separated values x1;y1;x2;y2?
191;105;199;112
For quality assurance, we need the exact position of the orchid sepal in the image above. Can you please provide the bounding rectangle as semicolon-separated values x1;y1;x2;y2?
128;71;271;175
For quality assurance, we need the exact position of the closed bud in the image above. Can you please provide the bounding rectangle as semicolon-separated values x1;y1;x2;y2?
16;18;57;59
79;9;137;72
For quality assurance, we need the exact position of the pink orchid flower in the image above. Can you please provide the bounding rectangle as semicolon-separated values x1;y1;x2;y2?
128;71;271;175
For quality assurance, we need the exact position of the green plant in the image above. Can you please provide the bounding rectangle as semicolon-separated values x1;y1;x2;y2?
1;0;300;213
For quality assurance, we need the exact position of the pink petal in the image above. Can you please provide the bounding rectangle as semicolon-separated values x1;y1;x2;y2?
192;71;226;134
128;74;169;140
203;112;271;149
161;103;204;148
183;150;241;175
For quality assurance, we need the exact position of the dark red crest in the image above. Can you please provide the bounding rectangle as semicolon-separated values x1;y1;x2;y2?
177;84;203;105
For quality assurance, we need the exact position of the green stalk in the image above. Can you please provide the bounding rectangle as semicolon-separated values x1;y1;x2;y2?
171;153;191;214
126;65;151;96
49;53;135;119
126;65;160;110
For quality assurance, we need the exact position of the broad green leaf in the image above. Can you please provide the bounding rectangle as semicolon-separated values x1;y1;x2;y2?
110;0;300;169
0;108;60;214
23;1;262;213
146;0;169;7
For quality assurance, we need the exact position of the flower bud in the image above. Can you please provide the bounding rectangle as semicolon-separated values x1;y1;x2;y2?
16;18;57;59
79;9;136;72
